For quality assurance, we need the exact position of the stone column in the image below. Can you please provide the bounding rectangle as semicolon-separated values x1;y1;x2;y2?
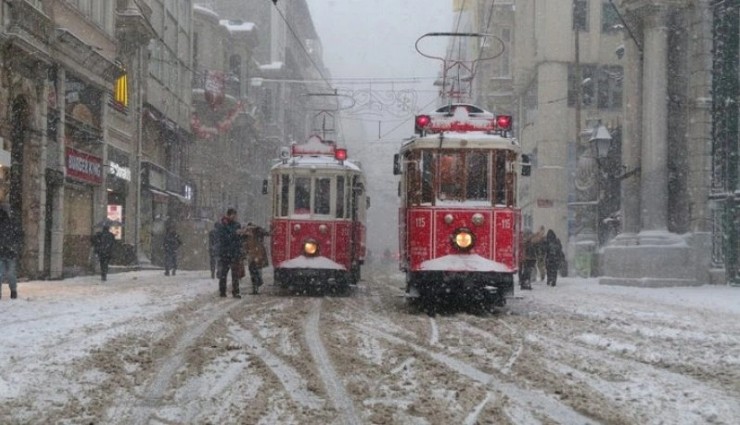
640;8;670;233
94;91;109;228
619;21;643;237
599;5;696;287
49;68;66;279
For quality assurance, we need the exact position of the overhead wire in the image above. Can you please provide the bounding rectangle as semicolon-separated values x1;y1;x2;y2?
377;96;440;141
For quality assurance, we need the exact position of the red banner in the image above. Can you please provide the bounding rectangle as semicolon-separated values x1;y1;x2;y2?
65;147;102;185
205;70;225;109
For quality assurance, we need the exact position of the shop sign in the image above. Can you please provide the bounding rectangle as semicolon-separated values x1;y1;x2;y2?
108;161;131;182
66;147;102;185
107;204;123;240
148;167;166;190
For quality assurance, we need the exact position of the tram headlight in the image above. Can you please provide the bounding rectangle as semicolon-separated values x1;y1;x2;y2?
303;239;319;257
452;228;475;251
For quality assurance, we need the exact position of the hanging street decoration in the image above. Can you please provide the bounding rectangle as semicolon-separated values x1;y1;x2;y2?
191;101;245;140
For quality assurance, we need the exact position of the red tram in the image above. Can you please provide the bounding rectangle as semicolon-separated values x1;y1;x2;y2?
268;135;367;292
394;103;527;309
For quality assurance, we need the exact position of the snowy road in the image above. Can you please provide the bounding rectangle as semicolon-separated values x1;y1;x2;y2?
1;267;738;424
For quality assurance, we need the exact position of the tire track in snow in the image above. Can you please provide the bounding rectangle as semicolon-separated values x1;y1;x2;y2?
463;391;495;425
229;324;324;410
496;319;525;376
429;317;440;346
305;299;361;425
124;299;243;425
353;322;598;425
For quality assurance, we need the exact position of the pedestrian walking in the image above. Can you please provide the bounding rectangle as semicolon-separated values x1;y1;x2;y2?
163;222;182;276
92;225;115;282
217;208;243;298
544;229;565;287
243;222;269;295
518;230;536;290
0;209;23;299
531;225;547;281
208;221;221;279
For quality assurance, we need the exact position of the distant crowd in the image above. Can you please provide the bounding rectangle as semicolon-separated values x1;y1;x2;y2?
519;226;566;289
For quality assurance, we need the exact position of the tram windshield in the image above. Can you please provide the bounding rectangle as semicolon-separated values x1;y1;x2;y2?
405;149;516;207
274;173;353;218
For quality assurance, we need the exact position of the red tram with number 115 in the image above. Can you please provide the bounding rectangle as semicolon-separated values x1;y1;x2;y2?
394;104;528;310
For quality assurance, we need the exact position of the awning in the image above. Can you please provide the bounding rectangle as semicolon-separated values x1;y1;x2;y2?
148;187;169;203
166;190;191;204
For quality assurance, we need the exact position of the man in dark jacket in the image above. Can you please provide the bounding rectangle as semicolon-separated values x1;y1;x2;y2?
217;208;243;298
92;225;116;282
208;221;221;279
163;222;182;276
0;209;23;299
544;229;564;287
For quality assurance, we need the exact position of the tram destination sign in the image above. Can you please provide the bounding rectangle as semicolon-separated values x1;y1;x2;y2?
65;147;102;185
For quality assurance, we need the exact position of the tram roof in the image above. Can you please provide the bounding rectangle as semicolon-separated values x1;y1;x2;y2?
401;132;521;153
270;155;363;173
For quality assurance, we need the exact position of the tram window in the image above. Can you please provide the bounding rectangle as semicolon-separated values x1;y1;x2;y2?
314;178;331;215
466;151;489;200
280;175;289;217
336;176;345;218
494;152;507;205
507;151;517;206
294;177;311;214
421;151;434;204
439;153;463;200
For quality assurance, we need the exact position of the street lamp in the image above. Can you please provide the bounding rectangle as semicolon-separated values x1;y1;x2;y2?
589;124;612;160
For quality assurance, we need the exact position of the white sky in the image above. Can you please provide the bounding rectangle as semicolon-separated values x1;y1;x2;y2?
306;0;454;143
307;0;453;80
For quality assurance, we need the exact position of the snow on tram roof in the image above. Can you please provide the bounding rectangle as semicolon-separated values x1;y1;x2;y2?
402;132;521;152
271;135;363;172
270;154;362;172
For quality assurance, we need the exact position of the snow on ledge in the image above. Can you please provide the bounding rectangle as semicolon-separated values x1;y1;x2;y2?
278;255;346;270
260;61;284;71
420;254;511;273
220;20;255;32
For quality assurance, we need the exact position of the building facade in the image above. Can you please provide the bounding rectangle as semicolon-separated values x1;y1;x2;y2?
0;0;156;278
195;0;331;227
186;5;260;269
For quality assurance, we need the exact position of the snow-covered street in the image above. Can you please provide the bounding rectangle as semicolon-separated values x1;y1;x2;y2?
1;267;738;424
